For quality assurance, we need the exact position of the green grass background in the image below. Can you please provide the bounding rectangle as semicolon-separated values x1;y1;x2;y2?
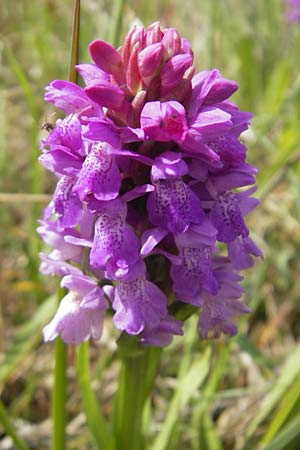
0;0;300;449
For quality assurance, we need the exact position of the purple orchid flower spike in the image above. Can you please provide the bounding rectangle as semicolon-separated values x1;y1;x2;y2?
39;21;261;348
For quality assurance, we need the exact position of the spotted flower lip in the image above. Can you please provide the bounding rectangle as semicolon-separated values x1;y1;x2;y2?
104;260;169;335
39;21;261;346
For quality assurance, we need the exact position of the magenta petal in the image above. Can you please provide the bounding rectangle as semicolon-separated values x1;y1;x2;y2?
141;100;188;142
122;184;154;202
138;42;163;79
39;251;82;277
191;106;232;137
174;219;217;248
171;246;219;301
141;227;168;256
161;28;181;59
202;78;238;106
151;152;188;181
64;235;93;248
45;80;90;113
89;40;122;70
83;120;121;149
181;131;222;166
76;63;109;86
85;84;126;111
89;40;125;84
118;126;145;143
160;53;193;93
39;147;82;176
41;114;82;151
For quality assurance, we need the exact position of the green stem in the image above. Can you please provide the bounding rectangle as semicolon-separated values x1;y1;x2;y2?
114;335;162;450
0;399;30;450
52;336;68;450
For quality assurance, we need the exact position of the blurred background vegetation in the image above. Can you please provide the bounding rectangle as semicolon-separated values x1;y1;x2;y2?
0;0;300;449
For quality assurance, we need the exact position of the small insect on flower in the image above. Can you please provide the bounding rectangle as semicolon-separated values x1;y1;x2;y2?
41;113;56;132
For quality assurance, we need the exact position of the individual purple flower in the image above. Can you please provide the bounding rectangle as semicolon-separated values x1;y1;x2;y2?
197;258;249;338
89;199;140;278
44;80;102;117
104;260;168;335
210;190;249;243
171;246;219;304
140;316;183;346
140;101;188;142
43;272;107;344
147;153;205;233
50;175;82;230
73;141;121;201
168;217;217;302
228;236;263;270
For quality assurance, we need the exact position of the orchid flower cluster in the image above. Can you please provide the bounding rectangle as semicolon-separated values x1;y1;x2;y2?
38;22;262;347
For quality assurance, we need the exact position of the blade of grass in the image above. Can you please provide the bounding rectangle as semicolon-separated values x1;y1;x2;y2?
151;347;211;450
68;0;80;84
262;413;300;450
76;342;114;450
256;127;300;199
198;412;223;450
0;295;56;386
109;0;125;47
0;400;30;450
193;342;228;450
261;380;300;445
244;344;300;442
150;318;211;450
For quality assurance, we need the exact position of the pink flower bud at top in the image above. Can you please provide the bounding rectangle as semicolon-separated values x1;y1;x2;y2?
138;43;164;85
161;28;182;60
145;21;163;45
89;40;125;85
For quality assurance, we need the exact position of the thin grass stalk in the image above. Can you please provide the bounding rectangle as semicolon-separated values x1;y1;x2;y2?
52;288;68;450
68;0;81;84
0;399;30;450
109;0;125;48
51;4;81;448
